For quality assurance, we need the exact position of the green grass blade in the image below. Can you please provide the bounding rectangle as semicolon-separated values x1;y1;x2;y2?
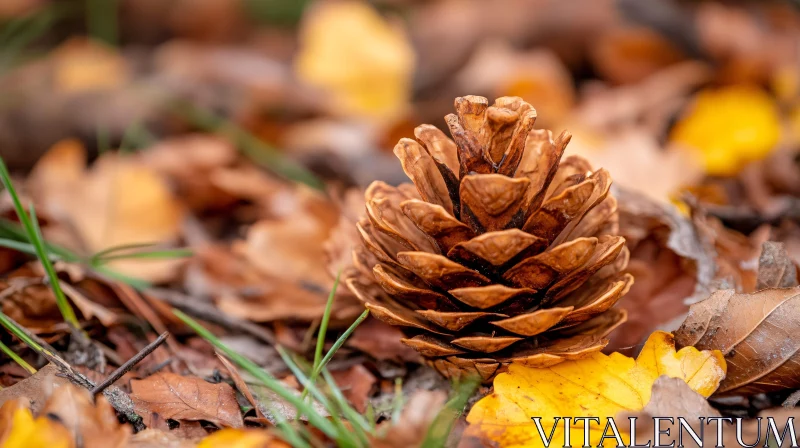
0;312;43;353
0;159;80;328
276;347;360;448
85;0;118;46
172;309;340;439
92;246;193;263
314;309;369;381
172;102;324;190
420;376;480;448
0;238;38;256
0;220;78;262
320;368;372;435
0;339;36;374
303;272;340;399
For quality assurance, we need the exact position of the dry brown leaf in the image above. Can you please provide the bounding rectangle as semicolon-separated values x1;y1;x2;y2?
130;373;244;428
345;317;421;364
330;365;376;413
40;384;130;448
196;186;363;324
28;140;185;283
675;287;800;396
756;241;799;290
0;364;69;414
127;429;197;448
609;188;711;351
590;26;685;85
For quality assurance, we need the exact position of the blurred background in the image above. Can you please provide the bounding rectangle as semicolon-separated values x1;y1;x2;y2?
0;0;798;359
0;0;797;191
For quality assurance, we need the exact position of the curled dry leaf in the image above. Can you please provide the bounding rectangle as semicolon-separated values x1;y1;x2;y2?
625;382;799;448
130;372;244;428
675;287;800;397
27;139;185;283
0;383;130;448
608;187;711;351
194;185;363;324
39;384;130;448
464;331;726;447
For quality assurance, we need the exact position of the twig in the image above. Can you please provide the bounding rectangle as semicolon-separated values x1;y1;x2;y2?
92;332;169;395
145;287;276;345
0;313;145;430
783;389;800;408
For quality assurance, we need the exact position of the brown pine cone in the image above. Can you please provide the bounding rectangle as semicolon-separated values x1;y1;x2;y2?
346;95;632;382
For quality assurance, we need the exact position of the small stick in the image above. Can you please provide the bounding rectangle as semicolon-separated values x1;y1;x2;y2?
92;332;169;395
783;389;800;408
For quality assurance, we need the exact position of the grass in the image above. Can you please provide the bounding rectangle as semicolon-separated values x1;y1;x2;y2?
0;340;36;374
0;158;80;330
172;101;325;190
175;278;480;448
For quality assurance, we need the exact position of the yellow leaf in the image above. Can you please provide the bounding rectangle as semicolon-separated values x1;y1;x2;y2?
53;38;129;93
295;0;414;121
197;428;285;448
1;408;73;448
670;86;781;176
465;331;726;448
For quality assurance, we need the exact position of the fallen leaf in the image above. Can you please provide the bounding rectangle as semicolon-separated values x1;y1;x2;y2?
0;364;69;414
464;331;726;447
52;38;129;93
330;364;376;413
130;373;244;428
197;428;288;448
674;287;800;396
39;384;130;448
126;429;196;448
0;406;73;448
345;317;421;364
609;188;709;351
28;140;186;283
590;26;685;85
295;0;414;121
757;241;799;290
622;376;721;422
670;86;782;176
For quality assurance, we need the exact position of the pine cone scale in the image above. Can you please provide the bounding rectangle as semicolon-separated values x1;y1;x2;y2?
347;96;632;382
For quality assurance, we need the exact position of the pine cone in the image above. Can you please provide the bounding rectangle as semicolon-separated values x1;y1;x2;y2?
346;96;632;382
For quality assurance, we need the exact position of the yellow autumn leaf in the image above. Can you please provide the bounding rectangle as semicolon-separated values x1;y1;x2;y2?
465;331;726;448
198;428;286;448
670;85;781;176
295;0;414;121
1;408;73;448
